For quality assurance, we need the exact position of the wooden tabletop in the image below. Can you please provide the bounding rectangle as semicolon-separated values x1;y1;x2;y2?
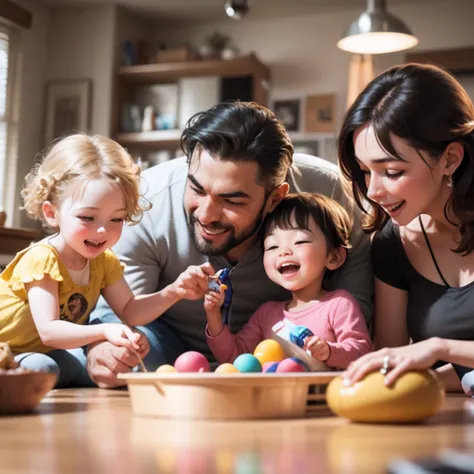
1;389;474;474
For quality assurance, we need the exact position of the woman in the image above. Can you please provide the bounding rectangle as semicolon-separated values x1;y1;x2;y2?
337;63;474;394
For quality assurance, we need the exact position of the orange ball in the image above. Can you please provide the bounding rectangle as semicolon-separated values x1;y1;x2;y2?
253;339;286;366
155;364;177;373
215;363;240;374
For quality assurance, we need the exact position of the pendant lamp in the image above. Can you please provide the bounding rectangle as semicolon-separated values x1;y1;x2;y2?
337;0;418;54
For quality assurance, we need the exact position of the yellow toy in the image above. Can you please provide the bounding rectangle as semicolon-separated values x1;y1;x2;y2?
253;339;286;366
326;369;444;423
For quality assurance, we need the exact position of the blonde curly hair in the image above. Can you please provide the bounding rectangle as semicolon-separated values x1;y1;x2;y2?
22;133;148;227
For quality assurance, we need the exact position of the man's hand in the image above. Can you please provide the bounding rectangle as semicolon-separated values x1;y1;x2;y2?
304;336;330;362
87;339;144;389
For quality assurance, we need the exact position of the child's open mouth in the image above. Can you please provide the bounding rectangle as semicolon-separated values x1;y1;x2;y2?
85;240;106;250
278;263;300;275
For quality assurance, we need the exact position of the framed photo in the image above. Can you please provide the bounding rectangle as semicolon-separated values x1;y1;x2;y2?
44;80;91;146
304;94;336;133
273;99;300;132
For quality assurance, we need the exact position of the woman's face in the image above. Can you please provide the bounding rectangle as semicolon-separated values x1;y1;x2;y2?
353;123;448;226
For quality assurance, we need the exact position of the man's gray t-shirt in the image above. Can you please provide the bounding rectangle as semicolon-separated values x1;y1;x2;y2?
91;154;373;357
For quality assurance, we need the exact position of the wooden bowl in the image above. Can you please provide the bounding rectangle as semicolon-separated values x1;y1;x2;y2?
119;371;339;420
326;369;445;423
0;371;57;415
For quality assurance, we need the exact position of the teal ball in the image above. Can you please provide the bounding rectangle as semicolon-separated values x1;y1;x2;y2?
233;353;262;373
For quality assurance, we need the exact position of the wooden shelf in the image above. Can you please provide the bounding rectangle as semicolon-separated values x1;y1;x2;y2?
113;53;271;151
116;129;182;148
117;53;270;85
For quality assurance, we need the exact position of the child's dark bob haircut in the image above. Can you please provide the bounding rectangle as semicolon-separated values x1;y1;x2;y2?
263;192;352;252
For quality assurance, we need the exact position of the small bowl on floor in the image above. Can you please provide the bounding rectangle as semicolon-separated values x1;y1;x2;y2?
0;369;57;415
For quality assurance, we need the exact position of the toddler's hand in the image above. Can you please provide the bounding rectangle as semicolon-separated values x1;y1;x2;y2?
204;285;226;313
102;323;140;350
304;336;330;362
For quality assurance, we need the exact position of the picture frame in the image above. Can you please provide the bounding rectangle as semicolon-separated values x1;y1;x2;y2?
304;94;336;133
273;99;300;132
44;80;91;146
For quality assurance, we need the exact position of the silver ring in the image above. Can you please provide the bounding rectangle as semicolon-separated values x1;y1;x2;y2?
380;355;390;375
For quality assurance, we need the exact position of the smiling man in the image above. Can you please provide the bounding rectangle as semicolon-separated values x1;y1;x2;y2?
86;101;373;388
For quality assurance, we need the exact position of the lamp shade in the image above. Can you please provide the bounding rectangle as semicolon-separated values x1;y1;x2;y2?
337;0;418;54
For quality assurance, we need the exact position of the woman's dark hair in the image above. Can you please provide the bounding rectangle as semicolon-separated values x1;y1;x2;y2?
181;101;294;192
262;192;352;253
338;63;474;254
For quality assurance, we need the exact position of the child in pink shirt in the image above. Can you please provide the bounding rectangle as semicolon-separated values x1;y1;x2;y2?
204;192;373;369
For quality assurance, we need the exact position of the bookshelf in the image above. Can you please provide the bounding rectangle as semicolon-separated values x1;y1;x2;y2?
113;54;270;151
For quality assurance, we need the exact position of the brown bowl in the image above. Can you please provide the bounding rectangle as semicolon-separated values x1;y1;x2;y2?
0;371;57;415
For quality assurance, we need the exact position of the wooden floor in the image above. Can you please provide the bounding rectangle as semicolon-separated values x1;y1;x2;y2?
1;390;474;474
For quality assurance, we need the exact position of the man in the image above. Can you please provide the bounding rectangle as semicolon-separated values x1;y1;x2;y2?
87;101;372;387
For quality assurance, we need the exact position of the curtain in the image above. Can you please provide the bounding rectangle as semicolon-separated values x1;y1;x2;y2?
347;54;374;109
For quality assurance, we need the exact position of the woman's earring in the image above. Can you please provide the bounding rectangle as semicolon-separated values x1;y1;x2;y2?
447;175;454;188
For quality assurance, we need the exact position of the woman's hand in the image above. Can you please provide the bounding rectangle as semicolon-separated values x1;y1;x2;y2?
343;338;446;386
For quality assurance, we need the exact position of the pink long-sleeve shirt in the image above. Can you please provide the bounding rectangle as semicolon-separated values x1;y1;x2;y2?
206;289;373;369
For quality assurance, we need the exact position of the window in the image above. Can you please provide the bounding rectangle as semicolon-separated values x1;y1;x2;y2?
0;22;21;227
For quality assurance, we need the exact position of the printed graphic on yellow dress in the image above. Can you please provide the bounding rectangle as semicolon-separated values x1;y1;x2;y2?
59;293;88;323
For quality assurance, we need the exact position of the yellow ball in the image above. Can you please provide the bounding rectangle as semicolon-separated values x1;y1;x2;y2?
215;363;240;374
253;339;286;366
326;369;445;423
156;364;177;373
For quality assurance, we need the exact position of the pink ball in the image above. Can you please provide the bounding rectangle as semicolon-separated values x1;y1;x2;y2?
275;357;308;373
174;351;210;373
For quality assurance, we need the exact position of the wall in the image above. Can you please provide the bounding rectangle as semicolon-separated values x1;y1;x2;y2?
46;5;116;137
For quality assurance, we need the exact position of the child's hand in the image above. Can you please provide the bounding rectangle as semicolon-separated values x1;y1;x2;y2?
304;336;330;362
170;263;215;301
204;285;226;313
102;323;140;350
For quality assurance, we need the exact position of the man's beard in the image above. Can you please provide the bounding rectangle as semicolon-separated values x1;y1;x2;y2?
187;202;266;257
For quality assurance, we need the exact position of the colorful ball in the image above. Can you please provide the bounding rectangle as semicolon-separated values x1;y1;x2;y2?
253;339;286;366
276;357;308;373
262;361;279;373
233;353;262;373
174;351;210;373
215;363;240;374
155;364;177;373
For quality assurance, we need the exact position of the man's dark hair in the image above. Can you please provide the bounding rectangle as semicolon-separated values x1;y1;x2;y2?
181;101;294;192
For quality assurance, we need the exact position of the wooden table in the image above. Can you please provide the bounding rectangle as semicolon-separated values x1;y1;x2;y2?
1;390;473;474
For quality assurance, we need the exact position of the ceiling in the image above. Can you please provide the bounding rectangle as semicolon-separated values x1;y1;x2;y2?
38;0;436;26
